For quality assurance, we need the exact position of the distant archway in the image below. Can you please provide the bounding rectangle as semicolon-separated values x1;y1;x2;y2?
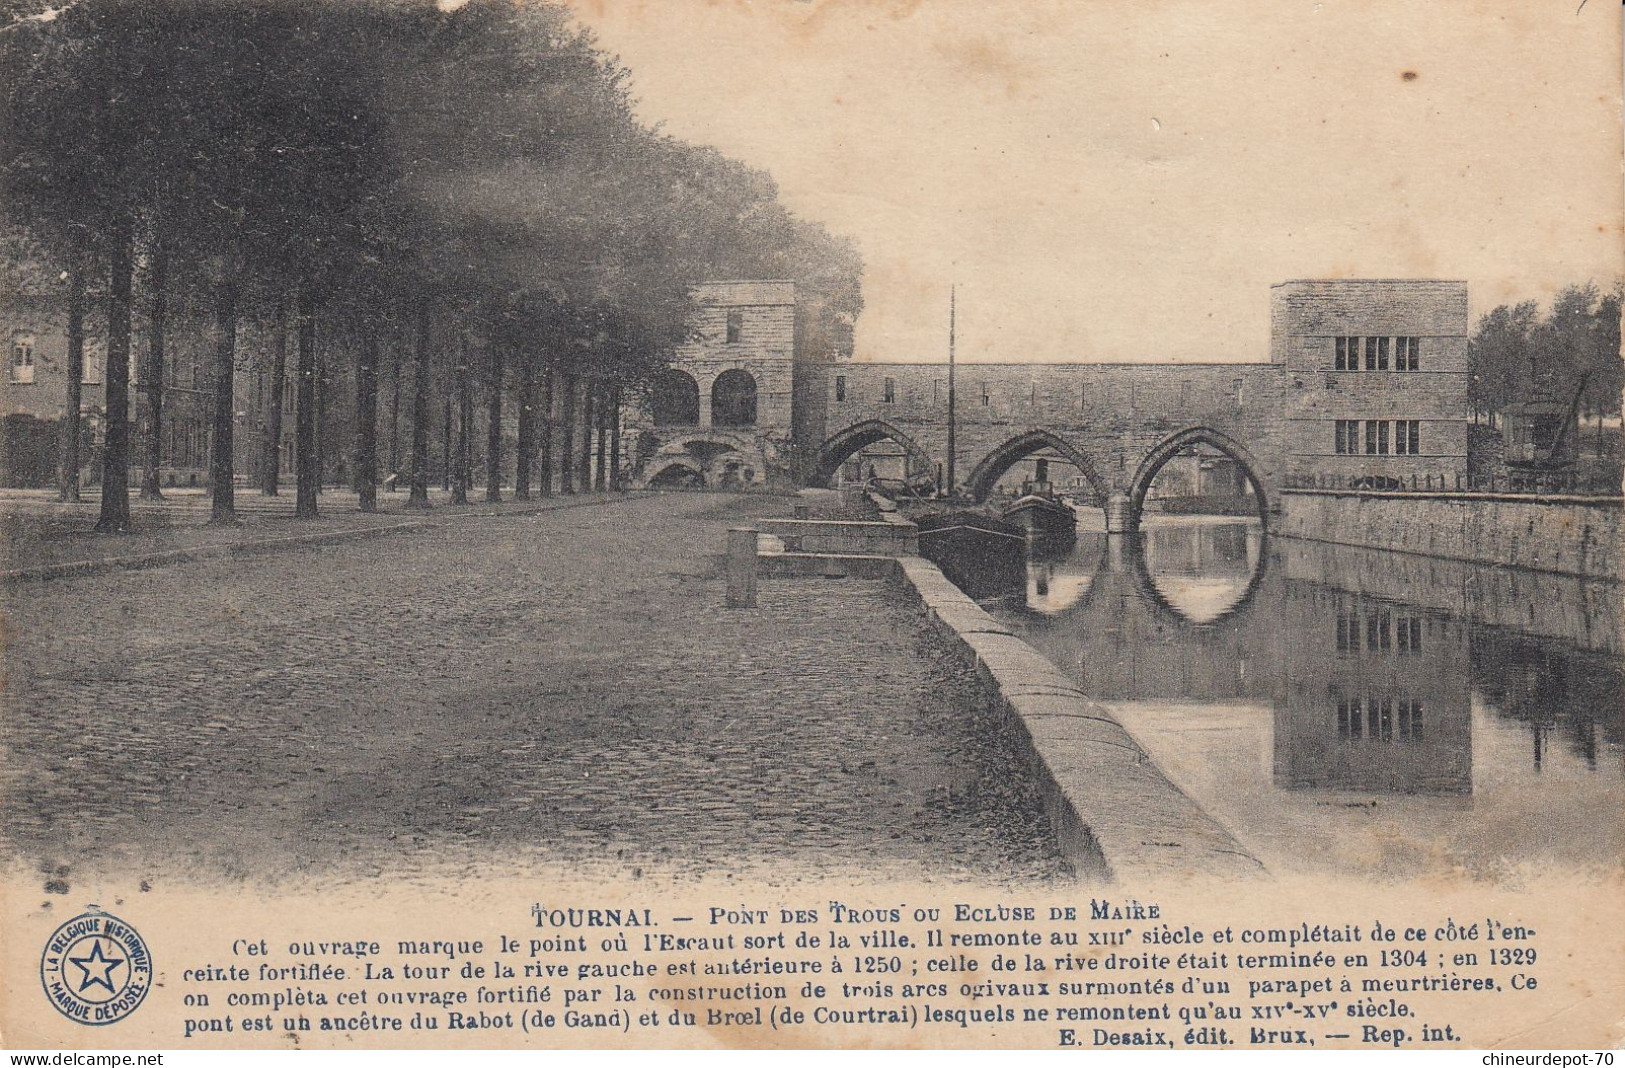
1126;427;1269;533
646;460;705;489
812;420;933;487
711;369;758;427
651;369;700;426
964;430;1110;504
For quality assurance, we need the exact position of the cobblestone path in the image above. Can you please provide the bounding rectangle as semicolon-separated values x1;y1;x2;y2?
2;493;1064;893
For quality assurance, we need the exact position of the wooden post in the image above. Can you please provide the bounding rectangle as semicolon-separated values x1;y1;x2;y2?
726;527;758;608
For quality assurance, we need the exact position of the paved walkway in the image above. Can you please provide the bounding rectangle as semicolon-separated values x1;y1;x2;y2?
2;492;1064;892
0;486;616;574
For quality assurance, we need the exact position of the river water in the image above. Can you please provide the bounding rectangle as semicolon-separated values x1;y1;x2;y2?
932;515;1625;881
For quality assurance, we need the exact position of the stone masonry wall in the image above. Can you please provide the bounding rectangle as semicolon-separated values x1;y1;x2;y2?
820;361;1287;502
1271;280;1470;485
1277;489;1622;581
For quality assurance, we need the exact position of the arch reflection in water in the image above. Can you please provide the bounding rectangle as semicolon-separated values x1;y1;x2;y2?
958;518;1622;876
1133;519;1266;625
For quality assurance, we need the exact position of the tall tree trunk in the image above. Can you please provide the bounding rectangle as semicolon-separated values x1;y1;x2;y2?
514;356;535;500
208;271;238;525
441;395;452;490
538;365;554;498
609;384;622;491
355;334;379;513
559;373;576;494
452;335;470;505
387;339;402;491
139;245;167;499
313;342;326;496
262;296;288;495
485;340;504;502
95;218;135;533
295;286;319;518
407;304;432;507
594;387;608;490
58;267;85;503
577;379;594;492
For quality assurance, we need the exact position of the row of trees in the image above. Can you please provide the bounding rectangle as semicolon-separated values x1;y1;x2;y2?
1467;282;1621;431
0;0;862;531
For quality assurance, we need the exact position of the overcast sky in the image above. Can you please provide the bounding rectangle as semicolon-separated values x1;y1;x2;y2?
572;0;1621;364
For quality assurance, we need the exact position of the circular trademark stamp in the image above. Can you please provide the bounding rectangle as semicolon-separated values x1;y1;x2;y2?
40;906;153;1026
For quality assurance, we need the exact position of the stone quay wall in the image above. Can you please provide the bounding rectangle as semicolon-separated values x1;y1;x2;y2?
1278;488;1623;581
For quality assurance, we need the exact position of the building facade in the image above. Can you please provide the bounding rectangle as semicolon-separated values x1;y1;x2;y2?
1271;279;1471;488
627;280;799;489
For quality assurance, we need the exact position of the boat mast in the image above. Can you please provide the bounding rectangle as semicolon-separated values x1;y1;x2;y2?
946;284;957;497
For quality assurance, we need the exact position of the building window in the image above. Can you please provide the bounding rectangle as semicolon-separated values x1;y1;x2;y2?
10;334;35;383
1363;419;1392;455
1393;419;1420;455
1340;336;1419;371
1335;419;1359;455
980;382;990;407
81;350;102;385
1373;696;1394;741
1366;607;1392;650
1397;699;1423;740
1396;614;1422;653
1336;605;1361;651
1233;378;1244;406
1337;695;1363;739
882;377;895;404
725;310;743;344
835;375;846;402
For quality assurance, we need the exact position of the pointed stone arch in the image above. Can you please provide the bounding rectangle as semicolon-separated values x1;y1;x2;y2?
1126;426;1270;533
812;420;934;487
964;430;1110;504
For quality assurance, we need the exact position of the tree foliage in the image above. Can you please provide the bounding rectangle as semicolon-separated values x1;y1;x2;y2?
1468;283;1622;421
1;0;863;523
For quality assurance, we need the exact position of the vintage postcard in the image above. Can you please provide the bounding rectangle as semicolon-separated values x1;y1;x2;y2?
0;0;1620;1056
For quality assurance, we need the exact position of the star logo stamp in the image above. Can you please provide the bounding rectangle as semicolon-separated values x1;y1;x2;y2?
40;907;153;1025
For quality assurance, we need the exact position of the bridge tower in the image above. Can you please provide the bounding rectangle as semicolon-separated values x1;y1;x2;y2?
626;281;797;489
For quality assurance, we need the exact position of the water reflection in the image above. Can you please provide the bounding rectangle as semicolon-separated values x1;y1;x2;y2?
1137;522;1265;624
931;517;1625;876
1025;533;1103;615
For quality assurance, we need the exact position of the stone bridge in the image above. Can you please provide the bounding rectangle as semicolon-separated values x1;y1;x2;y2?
812;361;1288;530
627;279;1470;532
